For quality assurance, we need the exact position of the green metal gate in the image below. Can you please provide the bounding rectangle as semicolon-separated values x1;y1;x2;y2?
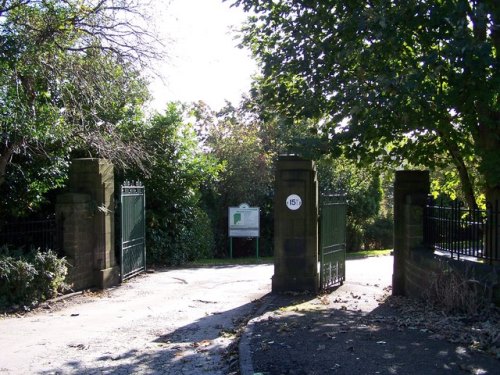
120;181;146;281
320;195;347;289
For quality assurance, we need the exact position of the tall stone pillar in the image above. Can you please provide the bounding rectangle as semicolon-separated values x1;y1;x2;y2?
57;158;119;290
393;170;429;295
273;155;319;292
56;193;94;291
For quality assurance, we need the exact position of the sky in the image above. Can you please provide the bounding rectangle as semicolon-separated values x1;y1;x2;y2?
148;0;258;112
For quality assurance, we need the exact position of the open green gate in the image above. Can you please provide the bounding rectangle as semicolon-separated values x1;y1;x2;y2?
320;195;347;289
120;181;146;281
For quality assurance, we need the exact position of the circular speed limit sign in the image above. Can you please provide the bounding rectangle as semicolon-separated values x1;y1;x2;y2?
286;194;302;210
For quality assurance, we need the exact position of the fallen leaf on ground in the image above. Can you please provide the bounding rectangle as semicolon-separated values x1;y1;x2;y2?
193;340;211;348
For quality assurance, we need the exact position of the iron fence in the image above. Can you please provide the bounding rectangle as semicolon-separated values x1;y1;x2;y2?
0;215;60;253
424;198;499;263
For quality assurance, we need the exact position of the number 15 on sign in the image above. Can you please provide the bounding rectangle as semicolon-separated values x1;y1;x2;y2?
286;194;302;210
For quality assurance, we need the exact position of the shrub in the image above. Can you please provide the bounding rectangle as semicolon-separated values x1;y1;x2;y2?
346;222;363;253
32;250;68;300
147;208;215;266
364;217;394;250
0;247;68;309
424;264;491;315
179;208;215;261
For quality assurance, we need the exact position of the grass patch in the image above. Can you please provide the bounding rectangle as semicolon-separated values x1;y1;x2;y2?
188;256;274;267
188;249;392;267
346;249;392;259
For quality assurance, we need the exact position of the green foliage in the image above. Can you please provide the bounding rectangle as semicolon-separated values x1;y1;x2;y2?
431;164;486;208
346;249;392;259
147;207;215;266
31;250;68;301
318;155;384;252
363;217;394;251
192;102;275;257
189;256;273;266
1;0;153;216
234;0;500;206
0;153;70;217
0;248;68;308
125;103;219;265
180;209;215;261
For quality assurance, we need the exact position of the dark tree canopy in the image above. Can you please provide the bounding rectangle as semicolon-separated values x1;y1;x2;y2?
1;0;160;214
232;0;500;207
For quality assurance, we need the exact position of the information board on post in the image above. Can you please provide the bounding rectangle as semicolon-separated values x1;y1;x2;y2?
228;204;260;238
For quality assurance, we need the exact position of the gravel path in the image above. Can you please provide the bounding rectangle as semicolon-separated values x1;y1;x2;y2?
0;264;273;374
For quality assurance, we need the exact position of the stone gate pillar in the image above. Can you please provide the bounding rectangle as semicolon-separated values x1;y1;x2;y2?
272;155;319;292
393;170;429;296
56;158;119;290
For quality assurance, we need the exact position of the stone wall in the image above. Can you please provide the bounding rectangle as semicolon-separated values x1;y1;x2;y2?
405;248;500;307
393;170;500;306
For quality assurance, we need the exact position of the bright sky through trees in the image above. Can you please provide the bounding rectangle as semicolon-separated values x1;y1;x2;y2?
149;0;257;112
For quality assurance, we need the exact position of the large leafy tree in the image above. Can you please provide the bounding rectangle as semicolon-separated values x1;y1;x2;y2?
124;103;220;265
317;155;383;251
1;0;158;215
192;101;274;257
245;95;387;252
232;0;500;208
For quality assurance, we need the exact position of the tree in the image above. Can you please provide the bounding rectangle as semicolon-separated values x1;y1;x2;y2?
193;101;274;257
124;103;220;265
232;0;500;208
1;0;158;215
318;155;383;251
241;92;391;252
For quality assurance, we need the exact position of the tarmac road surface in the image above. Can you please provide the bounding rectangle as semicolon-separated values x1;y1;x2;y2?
0;264;273;375
242;256;500;375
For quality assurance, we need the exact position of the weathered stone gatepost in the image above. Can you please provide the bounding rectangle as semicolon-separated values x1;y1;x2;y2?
393;170;430;296
272;155;319;292
56;158;119;290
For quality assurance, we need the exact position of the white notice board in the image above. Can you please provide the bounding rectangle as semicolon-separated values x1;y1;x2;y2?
228;206;260;237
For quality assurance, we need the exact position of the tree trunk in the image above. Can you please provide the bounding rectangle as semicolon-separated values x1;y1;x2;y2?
484;186;500;261
449;150;477;209
471;1;500;259
0;143;18;188
437;129;477;208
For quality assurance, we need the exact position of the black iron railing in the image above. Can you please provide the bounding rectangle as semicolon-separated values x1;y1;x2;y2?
424;198;499;263
0;215;60;253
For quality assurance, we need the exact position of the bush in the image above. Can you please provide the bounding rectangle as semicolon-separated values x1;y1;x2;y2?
424;264;491;315
346;222;363;253
0;247;68;309
364;217;394;250
147;208;215;266
179;208;215;261
32;250;68;300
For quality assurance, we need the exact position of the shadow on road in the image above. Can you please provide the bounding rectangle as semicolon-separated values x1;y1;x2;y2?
249;293;500;375
38;293;277;374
